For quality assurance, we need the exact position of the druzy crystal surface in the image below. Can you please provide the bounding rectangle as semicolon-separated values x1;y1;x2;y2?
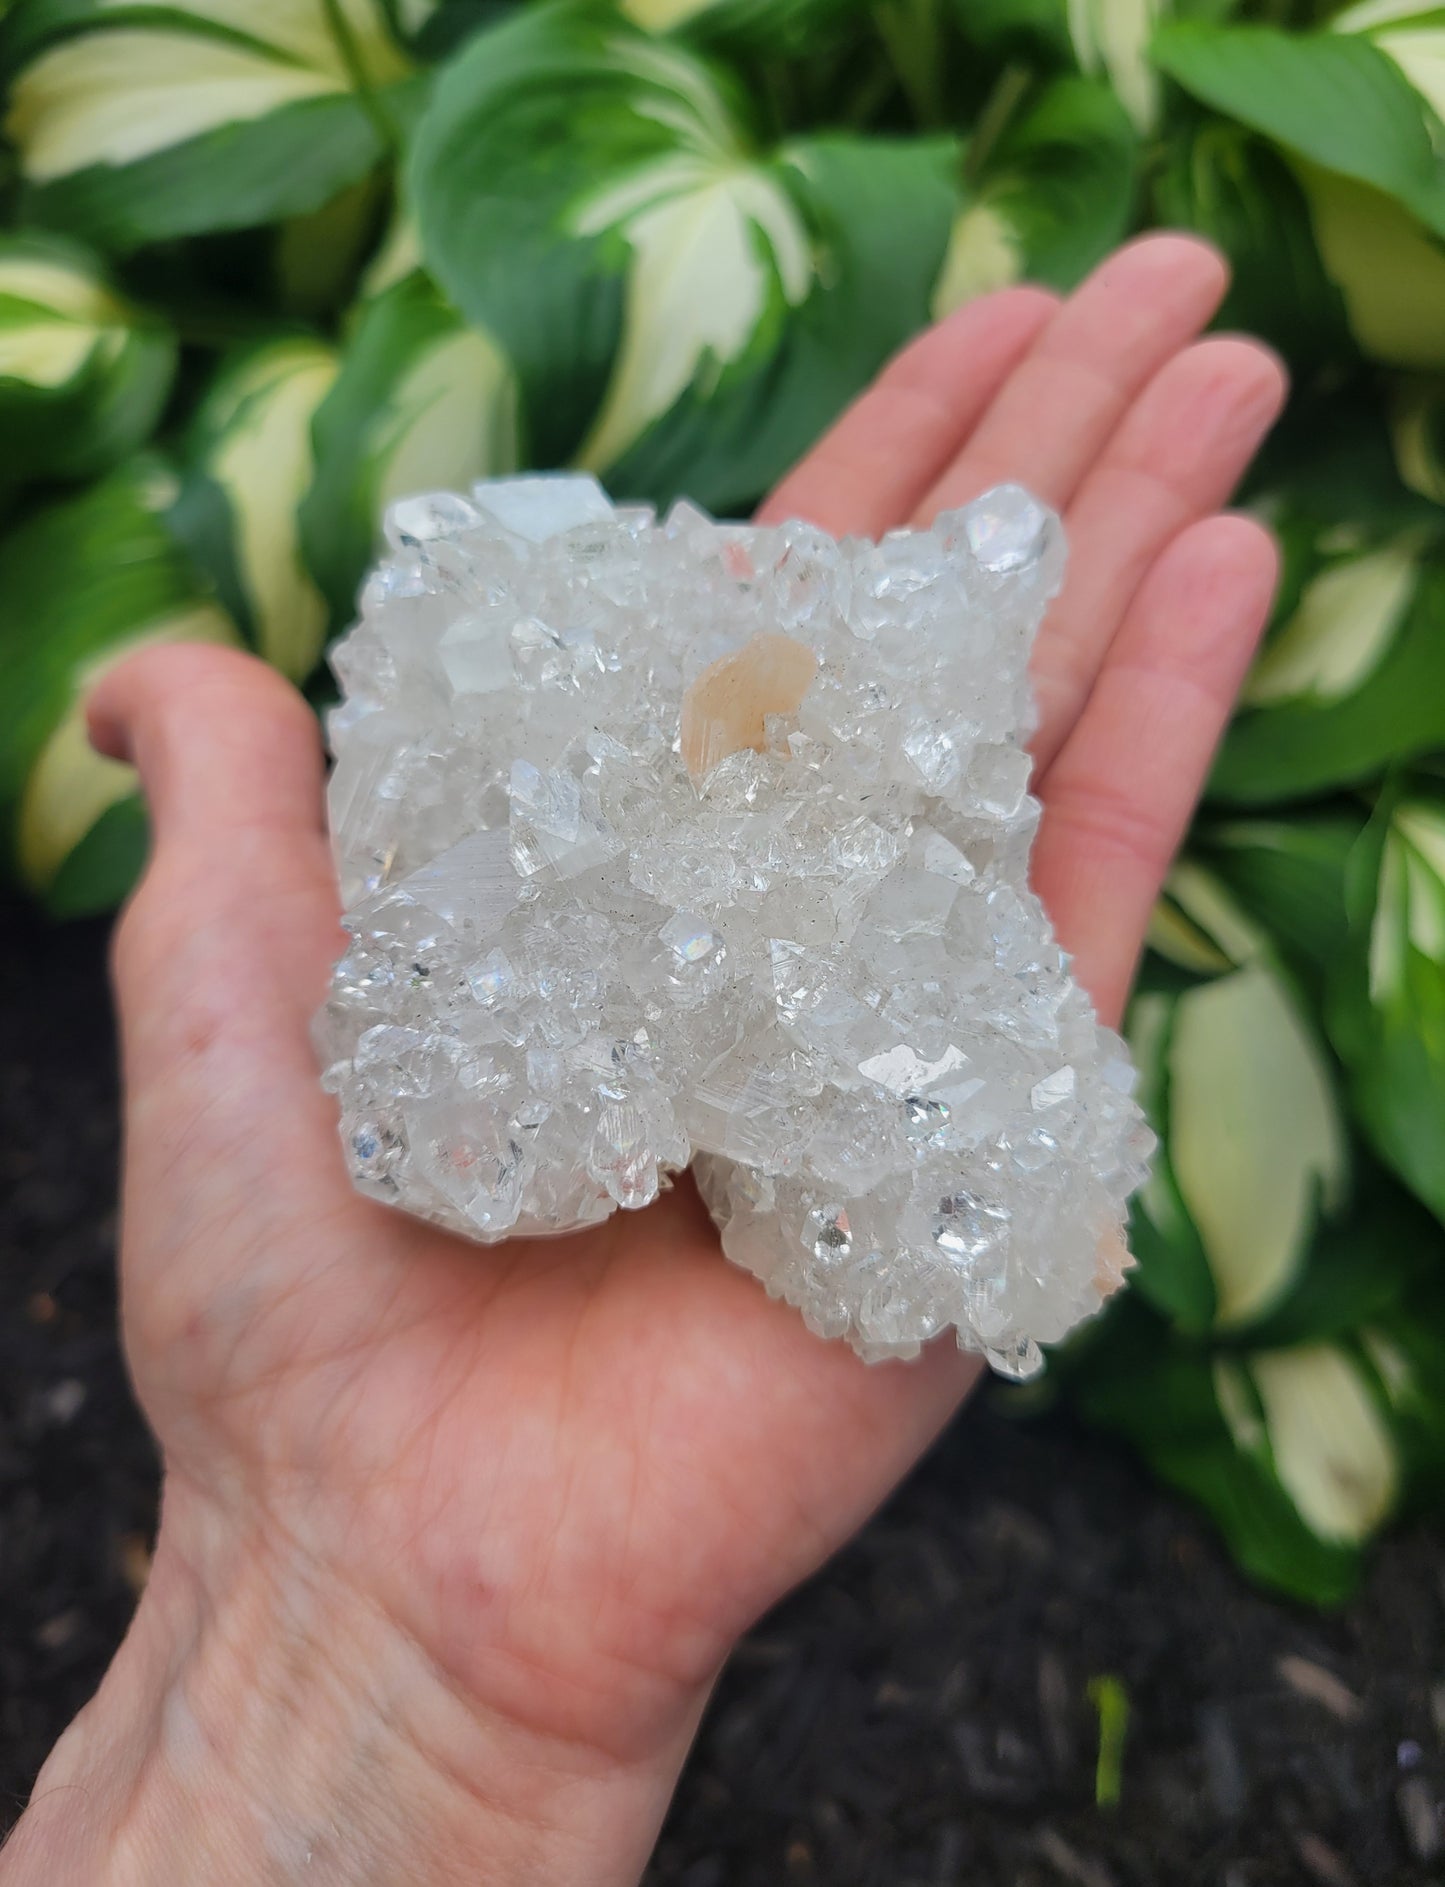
316;476;1154;1372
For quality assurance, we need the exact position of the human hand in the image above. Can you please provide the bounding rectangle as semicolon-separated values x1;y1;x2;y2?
4;235;1284;1886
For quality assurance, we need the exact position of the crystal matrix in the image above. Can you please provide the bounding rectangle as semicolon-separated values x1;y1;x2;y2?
316;477;1154;1372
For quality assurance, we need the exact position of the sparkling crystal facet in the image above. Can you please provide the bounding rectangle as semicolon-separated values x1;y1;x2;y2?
319;477;1154;1369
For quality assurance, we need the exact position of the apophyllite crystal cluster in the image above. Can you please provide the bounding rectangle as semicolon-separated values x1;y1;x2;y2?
315;476;1154;1373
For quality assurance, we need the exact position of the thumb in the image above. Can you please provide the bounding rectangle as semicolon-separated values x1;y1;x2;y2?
89;642;343;1097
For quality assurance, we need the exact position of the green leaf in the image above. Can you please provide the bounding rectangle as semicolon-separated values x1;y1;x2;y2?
934;75;1137;315
1195;808;1364;992
408;2;958;510
1152;21;1445;237
300;271;518;622
1246;382;1441;532
1153;120;1352;367
617;0;857;51
1241;533;1421;708
601;132;958;513
0;459;238;898
950;0;1075;66
43;789;149;918
1333;0;1445;126
1328;787;1445;1223
1066;1297;1370;1603
170;337;340;682
1125;987;1219;1328
1358;1280;1445;1503
273;172;388;320
1297;162;1445;371
1157;1424;1365;1604
1212;534;1445;803
987;75;1139;286
1169;960;1348;1326
0;232;176;500
1129;866;1351;1333
2;1;418;251
1391;375;1445;504
403;0;512;60
1236;1343;1398;1545
1239;1165;1440;1350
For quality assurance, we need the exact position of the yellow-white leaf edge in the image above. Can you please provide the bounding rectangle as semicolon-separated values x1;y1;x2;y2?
204;340;339;682
1142;864;1349;1328
18;605;239;892
6;1;410;183
1216;1345;1398;1544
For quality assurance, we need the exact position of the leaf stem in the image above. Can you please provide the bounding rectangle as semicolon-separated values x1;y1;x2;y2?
322;0;399;149
872;0;947;129
963;62;1032;187
839;58;899;130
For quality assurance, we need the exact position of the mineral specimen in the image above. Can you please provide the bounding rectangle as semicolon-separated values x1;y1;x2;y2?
316;476;1154;1372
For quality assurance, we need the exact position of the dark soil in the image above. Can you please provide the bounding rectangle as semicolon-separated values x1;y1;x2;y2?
3;891;1443;1885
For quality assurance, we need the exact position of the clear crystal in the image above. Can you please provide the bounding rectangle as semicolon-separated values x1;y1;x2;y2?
319;477;1150;1370
805;1204;853;1264
962;483;1056;576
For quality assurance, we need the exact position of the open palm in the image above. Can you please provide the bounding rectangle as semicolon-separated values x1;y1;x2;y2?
86;236;1284;1875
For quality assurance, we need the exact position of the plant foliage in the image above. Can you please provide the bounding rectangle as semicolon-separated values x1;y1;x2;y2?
1;0;1444;1603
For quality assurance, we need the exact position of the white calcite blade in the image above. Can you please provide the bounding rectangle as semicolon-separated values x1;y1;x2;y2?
316;475;1155;1372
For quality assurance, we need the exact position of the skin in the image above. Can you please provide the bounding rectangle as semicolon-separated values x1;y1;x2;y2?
1;235;1286;1885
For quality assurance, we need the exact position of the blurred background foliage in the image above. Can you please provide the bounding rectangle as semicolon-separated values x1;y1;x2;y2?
0;0;1443;1604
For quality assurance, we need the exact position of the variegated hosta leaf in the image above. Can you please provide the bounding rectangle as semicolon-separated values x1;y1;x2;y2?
1153;124;1352;368
932;201;1023;317
619;0;854;46
1329;790;1445;1225
1302;0;1445;373
0;460;238;910
1391;377;1445;503
932;75;1136;319
1152;22;1445;240
0;233;175;498
1216;1344;1398;1544
1296;163;1445;371
171;339;340;683
2;1;415;251
1333;0;1445;129
1212;513;1445;802
385;0;443;36
1369;800;1445;1001
570;152;815;476
1067;1292;1385;1603
1154;20;1445;367
1167;962;1347;1327
300;271;518;623
1067;0;1167;133
1129;865;1349;1331
1194;811;1366;993
408;4;958;511
273;173;389;319
1241;533;1421;707
360;204;423;300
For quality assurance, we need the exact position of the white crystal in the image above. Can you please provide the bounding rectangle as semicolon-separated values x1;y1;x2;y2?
319;477;1154;1370
471;472;613;540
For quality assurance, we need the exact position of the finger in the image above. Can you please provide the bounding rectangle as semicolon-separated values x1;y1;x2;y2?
90;640;328;843
758;285;1060;537
1032;513;1279;1029
914;233;1229;522
90;643;342;1089
1030;334;1287;773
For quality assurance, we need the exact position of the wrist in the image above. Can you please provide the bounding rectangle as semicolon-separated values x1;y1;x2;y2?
4;1482;705;1886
